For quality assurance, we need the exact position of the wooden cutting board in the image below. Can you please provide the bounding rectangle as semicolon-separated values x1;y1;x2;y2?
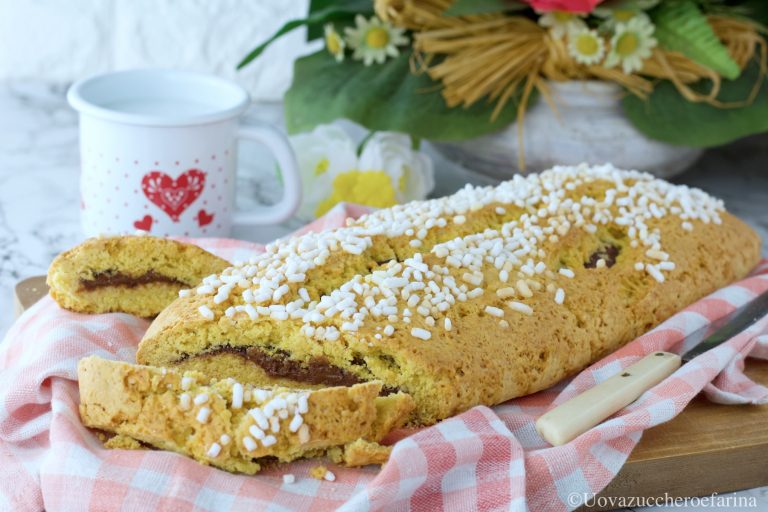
589;359;768;510
14;276;768;506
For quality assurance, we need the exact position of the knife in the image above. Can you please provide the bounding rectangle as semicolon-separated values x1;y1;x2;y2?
535;288;768;446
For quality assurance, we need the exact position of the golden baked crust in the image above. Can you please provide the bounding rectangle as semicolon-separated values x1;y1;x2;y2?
78;356;413;474
48;235;229;317
136;165;761;424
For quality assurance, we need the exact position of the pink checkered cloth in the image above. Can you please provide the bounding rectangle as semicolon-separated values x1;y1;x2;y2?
1;203;767;512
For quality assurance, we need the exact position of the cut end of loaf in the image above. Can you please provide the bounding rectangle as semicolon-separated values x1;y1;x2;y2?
48;235;229;316
78;356;414;473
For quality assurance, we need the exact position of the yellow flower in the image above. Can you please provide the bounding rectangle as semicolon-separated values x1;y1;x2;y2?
289;125;358;220
316;170;397;217
290;126;434;220
324;24;346;62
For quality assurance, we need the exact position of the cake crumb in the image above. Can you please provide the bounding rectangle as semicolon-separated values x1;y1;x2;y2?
103;434;146;450
282;474;296;484
310;465;329;480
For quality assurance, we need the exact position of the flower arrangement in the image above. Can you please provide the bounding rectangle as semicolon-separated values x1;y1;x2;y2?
239;0;768;167
290;125;434;220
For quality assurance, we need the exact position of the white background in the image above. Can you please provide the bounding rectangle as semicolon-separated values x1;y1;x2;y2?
0;0;316;99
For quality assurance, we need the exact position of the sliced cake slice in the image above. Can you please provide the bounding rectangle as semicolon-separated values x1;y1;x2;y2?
48;235;230;317
77;356;414;474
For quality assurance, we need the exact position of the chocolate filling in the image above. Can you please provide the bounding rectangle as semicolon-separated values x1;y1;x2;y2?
245;347;364;387
186;345;399;395
80;270;187;290
584;244;620;268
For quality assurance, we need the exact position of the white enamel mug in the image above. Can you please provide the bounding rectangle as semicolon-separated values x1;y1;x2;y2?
68;69;301;237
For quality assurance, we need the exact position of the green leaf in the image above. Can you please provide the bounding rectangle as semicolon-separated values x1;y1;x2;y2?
284;50;525;140
306;0;372;41
622;60;768;146
236;1;372;70
652;0;740;80
444;0;527;16
309;0;339;15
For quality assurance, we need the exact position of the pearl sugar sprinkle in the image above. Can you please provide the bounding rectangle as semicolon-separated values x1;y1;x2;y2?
188;164;721;344
245;389;311;446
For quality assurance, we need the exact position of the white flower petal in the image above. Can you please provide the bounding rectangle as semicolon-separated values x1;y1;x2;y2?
290;125;359;220
359;132;433;203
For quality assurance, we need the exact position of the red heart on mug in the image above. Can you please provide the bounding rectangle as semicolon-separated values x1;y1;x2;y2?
141;169;206;222
133;214;154;231
196;209;214;227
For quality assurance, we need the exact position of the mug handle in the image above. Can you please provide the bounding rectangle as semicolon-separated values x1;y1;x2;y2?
232;123;302;226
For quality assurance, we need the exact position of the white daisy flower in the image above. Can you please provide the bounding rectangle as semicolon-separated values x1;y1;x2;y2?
567;28;606;66
344;15;409;66
538;11;587;39
289;126;434;219
324;24;346;62
604;17;657;74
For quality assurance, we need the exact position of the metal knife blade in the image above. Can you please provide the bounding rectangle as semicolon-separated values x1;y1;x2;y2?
681;288;768;361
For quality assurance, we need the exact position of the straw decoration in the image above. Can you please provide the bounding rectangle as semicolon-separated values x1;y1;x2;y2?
375;0;766;168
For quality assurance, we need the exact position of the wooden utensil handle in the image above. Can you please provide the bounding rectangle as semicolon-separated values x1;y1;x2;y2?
14;275;49;318
535;351;682;446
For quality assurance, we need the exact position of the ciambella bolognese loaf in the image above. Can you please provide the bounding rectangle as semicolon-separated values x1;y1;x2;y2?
137;164;760;425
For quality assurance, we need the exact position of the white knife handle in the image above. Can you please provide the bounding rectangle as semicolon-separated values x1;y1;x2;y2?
535;351;682;446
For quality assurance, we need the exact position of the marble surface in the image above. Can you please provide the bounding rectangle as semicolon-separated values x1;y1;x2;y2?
0;81;766;510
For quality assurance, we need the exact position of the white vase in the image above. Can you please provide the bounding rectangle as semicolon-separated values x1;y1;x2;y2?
430;80;703;183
